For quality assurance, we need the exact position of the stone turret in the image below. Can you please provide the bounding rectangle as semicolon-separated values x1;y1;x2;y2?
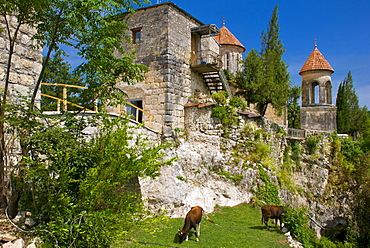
214;25;245;74
299;44;337;132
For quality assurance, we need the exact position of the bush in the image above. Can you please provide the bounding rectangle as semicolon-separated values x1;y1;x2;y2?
211;91;229;105
283;208;316;246
21;114;175;247
229;97;247;110
305;134;321;155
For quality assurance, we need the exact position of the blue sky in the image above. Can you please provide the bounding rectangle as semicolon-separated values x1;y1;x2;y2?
147;0;370;107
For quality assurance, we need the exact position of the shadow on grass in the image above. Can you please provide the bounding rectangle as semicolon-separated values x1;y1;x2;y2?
249;226;283;234
173;231;198;244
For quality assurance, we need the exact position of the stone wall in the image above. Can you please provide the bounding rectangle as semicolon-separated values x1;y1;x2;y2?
300;106;337;132
0;16;42;104
119;3;205;136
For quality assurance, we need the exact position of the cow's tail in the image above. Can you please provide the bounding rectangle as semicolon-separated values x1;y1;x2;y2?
201;209;214;223
206;216;215;223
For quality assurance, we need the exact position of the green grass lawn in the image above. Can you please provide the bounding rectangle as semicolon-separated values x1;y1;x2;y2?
122;203;289;248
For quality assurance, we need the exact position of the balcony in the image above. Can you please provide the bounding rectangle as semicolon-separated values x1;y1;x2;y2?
191;50;222;74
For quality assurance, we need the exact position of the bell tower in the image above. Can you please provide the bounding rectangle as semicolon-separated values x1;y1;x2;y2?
299;42;337;132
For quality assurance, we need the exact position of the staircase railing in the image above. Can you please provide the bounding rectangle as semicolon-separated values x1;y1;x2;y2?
219;69;232;97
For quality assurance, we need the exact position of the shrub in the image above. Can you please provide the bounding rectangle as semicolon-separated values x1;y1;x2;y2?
21;114;175;247
229;97;247;110
305;134;321;155
211;91;229;105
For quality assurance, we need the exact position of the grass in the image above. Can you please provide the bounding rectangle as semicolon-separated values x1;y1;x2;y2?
122;203;289;248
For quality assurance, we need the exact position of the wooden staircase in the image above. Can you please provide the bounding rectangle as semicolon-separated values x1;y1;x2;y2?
202;70;232;96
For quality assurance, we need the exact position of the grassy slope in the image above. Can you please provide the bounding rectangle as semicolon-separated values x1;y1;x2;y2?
123;203;289;248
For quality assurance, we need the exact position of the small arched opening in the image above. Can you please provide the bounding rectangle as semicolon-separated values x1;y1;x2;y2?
311;81;319;104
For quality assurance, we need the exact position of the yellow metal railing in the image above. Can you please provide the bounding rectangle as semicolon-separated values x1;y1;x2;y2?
41;83;154;128
117;102;154;128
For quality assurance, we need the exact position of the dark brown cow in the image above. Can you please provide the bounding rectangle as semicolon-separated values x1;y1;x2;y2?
261;204;286;230
178;206;203;243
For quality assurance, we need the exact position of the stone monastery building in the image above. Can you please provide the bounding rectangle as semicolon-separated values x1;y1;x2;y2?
115;2;246;137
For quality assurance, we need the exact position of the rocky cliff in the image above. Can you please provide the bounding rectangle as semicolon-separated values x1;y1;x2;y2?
139;105;351;239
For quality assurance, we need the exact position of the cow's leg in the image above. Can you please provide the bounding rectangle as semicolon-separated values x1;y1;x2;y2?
264;217;270;230
195;224;200;242
279;217;283;228
185;233;189;241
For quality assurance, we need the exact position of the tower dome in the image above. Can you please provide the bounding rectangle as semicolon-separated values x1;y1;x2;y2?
299;46;334;75
214;26;245;74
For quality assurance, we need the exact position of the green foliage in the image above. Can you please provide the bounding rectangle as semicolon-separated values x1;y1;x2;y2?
210;168;244;185
229;97;247;110
340;138;364;164
284;208;354;248
283;208;314;245
0;0;150;211
351;154;370;248
289;140;301;166
41;51;88;111
234;5;291;116
17;113;174;247
256;164;281;205
305;134;321;155
211;93;246;127
288;85;301;128
336;71;369;139
211;91;229;105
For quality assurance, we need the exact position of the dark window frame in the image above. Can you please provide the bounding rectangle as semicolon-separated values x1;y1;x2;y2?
132;27;142;44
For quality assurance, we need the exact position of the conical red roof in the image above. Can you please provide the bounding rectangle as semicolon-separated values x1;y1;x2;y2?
299;47;334;75
214;26;246;52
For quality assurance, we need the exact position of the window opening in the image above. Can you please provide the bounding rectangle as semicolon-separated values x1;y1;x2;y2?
226;53;230;70
127;99;143;123
132;27;142;44
312;82;319;104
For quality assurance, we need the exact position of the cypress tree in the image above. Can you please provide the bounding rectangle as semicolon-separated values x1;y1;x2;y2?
235;5;291;117
336;71;368;138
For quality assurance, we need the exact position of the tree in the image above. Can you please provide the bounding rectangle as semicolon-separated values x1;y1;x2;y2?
336;71;369;139
41;51;86;111
287;85;301;129
235;5;291;116
234;49;264;106
1;0;148;214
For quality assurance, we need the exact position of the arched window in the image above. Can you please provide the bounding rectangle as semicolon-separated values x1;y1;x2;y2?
311;81;319;104
226;53;230;70
236;54;239;72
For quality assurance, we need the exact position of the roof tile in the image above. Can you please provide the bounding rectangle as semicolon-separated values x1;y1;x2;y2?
299;47;334;75
214;26;246;52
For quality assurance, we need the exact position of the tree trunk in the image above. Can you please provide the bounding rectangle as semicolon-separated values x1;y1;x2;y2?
7;190;20;219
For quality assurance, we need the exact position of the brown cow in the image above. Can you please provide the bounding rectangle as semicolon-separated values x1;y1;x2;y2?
261;204;286;230
178;206;203;243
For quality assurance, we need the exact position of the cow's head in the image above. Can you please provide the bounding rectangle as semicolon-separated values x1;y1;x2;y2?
178;229;186;243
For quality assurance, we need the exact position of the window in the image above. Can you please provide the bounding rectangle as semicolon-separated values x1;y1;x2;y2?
132;27;142;44
226;53;230;70
311;81;319;104
126;99;143;123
